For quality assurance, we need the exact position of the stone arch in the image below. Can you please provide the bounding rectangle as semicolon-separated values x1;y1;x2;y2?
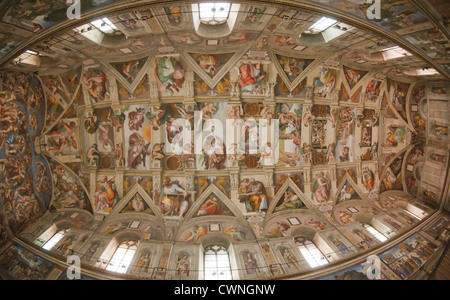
200;235;232;249
352;212;374;225
406;80;427;132
114;230;143;244
290;225;317;240
264;209;329;239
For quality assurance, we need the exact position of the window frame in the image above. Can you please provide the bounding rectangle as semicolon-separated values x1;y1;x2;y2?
403;209;423;221
105;240;139;274
203;244;233;280
41;228;70;251
89;17;118;34
296;237;329;268
307;17;338;34
197;3;232;25
363;224;388;242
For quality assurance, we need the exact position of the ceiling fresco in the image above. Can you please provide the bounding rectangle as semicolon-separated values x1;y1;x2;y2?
0;0;447;77
0;0;448;280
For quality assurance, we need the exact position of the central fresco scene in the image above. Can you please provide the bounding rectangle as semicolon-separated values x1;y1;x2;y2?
0;0;449;281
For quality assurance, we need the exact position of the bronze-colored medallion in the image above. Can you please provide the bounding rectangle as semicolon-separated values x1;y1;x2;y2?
166;155;181;170
101;155;112;169
313;152;325;165
245;154;259;169
244;102;261;116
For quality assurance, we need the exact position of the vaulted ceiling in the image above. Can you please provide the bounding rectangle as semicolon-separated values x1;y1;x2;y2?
0;0;449;280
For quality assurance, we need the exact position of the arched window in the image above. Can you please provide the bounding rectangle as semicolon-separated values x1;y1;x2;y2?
204;245;233;280
404;207;424;221
404;209;422;220
363;224;388;242
198;3;231;25
105;240;138;274
72;17;118;44
306;17;338;34
41;229;69;251
295;237;329;268
89;17;117;34
191;3;240;39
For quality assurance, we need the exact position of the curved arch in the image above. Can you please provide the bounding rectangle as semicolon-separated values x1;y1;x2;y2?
378;146;410;193
39;65;84;136
351;212;375;225
290;226;317;240
407;80;427;134
113;230;143;244
53;219;76;231
402;145;425;198
0;0;448;282
385;79;415;132
200;235;231;249
43;154;93;214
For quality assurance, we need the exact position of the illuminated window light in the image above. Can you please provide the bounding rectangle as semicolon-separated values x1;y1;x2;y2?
13;51;40;65
204;245;233;280
307;17;338;34
73;23;103;43
91;17;117;34
381;46;412;60
198;3;231;25
363;224;388;243
105;241;138;274
416;68;439;76
404;209;423;220
13;53;30;63
322;23;352;43
42;229;69;251
297;239;329;268
25;49;39;55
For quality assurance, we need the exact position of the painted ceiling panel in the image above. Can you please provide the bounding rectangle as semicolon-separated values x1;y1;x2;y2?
0;0;448;281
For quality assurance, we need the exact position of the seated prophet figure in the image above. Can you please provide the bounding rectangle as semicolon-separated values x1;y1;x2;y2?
362;167;375;191
239;178;268;213
160;177;189;217
155;56;185;96
238;62;265;94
